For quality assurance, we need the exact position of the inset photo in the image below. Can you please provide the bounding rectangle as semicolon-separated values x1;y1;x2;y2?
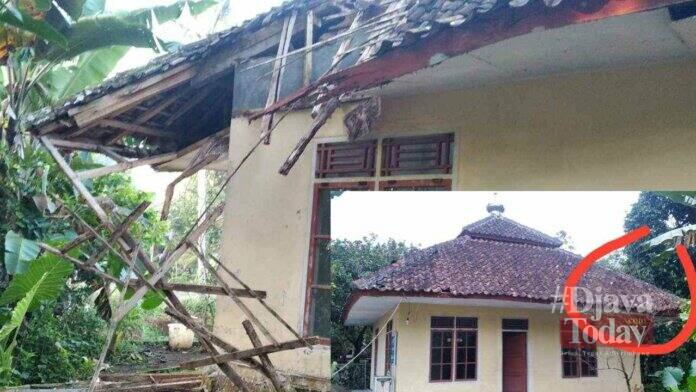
330;191;693;392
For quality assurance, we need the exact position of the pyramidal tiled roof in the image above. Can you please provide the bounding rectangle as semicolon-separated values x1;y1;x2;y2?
353;213;682;313
458;215;564;248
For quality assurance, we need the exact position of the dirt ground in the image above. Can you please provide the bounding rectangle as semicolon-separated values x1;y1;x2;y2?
106;342;208;374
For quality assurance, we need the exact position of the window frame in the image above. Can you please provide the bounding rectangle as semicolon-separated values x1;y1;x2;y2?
303;181;374;342
429;316;478;383
305;134;456;342
560;319;598;379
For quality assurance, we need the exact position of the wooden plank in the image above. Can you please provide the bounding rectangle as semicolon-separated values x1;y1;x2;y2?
99;379;203;392
131;281;266;298
243;320;287;392
70;64;197;129
99;372;204;382
80;202;150;266
262;11;297;144
76;153;178;180
163;306;266;374
279;97;339;175
303;10;315;86
60;232;94;254
191;16;305;86
135;88;190;124
41;137;112;224
180;337;321;369
47;137;136;157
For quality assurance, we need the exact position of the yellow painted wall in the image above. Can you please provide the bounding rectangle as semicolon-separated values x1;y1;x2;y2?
213;107;353;380
379;303;641;392
214;59;696;381
378;59;696;190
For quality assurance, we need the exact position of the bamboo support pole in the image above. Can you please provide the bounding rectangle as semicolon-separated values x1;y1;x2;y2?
39;136;253;391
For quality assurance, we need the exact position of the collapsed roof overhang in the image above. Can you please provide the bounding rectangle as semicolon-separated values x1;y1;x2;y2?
27;0;695;174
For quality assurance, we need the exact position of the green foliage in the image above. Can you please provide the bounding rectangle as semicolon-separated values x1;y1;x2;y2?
0;253;74;310
40;46;129;100
656;360;696;391
0;137;167;385
0;273;45;384
1;0;218;137
624;191;696;387
3;230;40;275
12;303;105;385
168;171;224;284
330;235;416;363
0;6;68;48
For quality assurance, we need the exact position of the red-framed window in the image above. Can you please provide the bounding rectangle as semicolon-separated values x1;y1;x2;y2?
304;181;374;341
430;316;477;382
381;133;454;176
315;140;377;178
560;319;597;378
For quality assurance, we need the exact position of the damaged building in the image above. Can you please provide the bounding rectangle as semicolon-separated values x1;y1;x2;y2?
26;0;696;390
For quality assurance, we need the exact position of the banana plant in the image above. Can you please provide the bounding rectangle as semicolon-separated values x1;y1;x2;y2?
0;0;217;143
658;361;696;391
0;272;47;384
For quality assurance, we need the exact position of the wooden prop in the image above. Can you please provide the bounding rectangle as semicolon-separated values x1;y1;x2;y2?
189;244;278;345
180;337;321;369
210;254;306;343
243;320;291;392
89;250;138;392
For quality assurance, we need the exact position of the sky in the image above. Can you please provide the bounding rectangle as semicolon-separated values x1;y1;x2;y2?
105;0;285;204
332;192;641;256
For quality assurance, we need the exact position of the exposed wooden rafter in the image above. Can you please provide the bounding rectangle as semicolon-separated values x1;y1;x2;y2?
68;64;197;129
164;87;215;127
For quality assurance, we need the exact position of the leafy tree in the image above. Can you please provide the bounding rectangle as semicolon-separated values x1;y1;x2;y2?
167;170;224;283
623;191;696;385
330;235;416;363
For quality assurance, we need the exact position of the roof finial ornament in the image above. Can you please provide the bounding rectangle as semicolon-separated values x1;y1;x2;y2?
487;193;504;215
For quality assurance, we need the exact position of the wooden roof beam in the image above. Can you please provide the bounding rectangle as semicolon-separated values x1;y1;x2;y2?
69;64;197;129
164;87;214;127
100;119;174;145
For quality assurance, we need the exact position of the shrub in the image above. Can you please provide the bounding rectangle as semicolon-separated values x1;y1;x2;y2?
13;303;105;384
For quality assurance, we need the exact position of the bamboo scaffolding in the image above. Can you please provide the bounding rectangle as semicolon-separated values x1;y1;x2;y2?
36;131;316;391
